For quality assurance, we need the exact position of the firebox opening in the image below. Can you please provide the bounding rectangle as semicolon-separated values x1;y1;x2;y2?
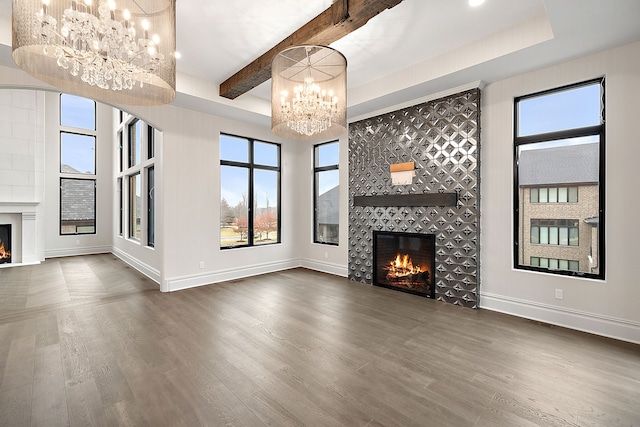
373;231;435;298
0;224;11;264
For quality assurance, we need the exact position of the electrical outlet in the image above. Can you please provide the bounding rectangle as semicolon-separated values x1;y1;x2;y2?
555;289;564;300
199;261;204;269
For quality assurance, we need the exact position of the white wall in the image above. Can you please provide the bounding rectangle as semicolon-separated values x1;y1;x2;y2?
481;40;640;344
121;104;305;291
0;88;45;264
295;132;350;277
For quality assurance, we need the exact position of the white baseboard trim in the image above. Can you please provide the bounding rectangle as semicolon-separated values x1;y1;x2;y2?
45;246;111;259
479;292;640;345
300;258;348;277
111;247;161;284
164;259;302;292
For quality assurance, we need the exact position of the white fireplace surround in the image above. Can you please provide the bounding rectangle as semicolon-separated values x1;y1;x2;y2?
0;202;39;266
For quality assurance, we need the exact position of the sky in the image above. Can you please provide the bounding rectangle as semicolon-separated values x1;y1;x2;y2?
60;94;96;174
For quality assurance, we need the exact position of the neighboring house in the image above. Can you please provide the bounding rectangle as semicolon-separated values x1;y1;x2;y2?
518;143;599;274
60;164;96;234
316;185;339;243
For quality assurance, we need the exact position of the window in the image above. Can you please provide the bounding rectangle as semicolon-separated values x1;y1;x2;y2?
117;116;156;247
147;166;155;247
530;186;578;203
59;94;96;235
531;257;579;272
530;219;579;246
60;178;95;234
128;119;142;168
60;132;95;174
220;134;280;248
515;78;604;278
314;141;339;245
147;124;154;159
129;172;141;240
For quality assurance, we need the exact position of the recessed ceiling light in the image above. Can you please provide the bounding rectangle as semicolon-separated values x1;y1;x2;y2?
469;0;485;6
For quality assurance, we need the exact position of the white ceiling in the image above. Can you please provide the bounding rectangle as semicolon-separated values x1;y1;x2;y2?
1;0;640;127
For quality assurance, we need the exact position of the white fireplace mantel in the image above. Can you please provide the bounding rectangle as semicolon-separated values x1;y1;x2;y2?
0;202;40;266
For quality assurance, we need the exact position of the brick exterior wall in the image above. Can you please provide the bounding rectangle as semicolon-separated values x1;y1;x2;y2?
519;185;599;274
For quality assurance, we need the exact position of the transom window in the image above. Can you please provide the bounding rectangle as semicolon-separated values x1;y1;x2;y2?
514;78;605;279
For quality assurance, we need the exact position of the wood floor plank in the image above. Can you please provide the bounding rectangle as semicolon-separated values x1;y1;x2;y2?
31;343;68;427
0;383;31;427
66;379;109;427
0;255;638;426
0;335;35;393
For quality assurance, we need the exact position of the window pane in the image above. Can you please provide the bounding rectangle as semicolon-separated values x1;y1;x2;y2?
60;94;95;130
569;227;579;246
220;135;249;163
147;125;154;159
559;227;568;245
254;141;278;167
518;139;600;275
253;169;278;245
530;226;539;244
548;187;558;203
129;173;141;240
517;82;601;137
558;187;568;203
147;167;155;247
117;177;123;236
540;258;549;268
569;261;579;271
549;258;559;269
128;120;142;167
530;188;538;203
530;257;539;267
60;178;95;234
540;227;549;245
61;132;95;174
220;166;249;247
549;227;559;245
539;188;548;203
315;169;339;244
558;259;569;270
316;142;339;167
118;131;123;172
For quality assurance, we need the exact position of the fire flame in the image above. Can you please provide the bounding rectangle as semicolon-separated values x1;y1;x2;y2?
385;253;426;278
0;240;10;259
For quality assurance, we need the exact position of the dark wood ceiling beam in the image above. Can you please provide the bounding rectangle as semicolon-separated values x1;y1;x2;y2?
219;0;404;99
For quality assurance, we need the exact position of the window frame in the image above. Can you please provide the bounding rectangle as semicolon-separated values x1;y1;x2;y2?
220;133;281;249
59;94;97;236
313;140;339;246
513;78;605;279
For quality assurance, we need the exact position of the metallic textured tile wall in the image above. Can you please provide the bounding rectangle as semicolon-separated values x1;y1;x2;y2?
348;89;480;308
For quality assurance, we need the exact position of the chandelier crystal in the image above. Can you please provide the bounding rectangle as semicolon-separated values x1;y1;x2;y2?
272;46;347;141
12;0;176;106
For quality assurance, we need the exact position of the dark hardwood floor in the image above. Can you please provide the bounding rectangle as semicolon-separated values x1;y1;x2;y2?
0;254;639;426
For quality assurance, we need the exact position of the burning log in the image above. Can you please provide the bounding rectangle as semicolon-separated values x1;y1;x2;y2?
385;253;429;288
0;240;10;260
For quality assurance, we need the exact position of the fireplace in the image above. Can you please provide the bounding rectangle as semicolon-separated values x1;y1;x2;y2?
0;224;11;264
373;231;435;298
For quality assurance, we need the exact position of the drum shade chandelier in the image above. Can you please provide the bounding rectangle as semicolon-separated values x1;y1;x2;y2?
12;0;176;106
272;45;347;141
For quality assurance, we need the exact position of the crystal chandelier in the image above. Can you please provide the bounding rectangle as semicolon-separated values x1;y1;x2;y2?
12;0;176;106
272;46;347;141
